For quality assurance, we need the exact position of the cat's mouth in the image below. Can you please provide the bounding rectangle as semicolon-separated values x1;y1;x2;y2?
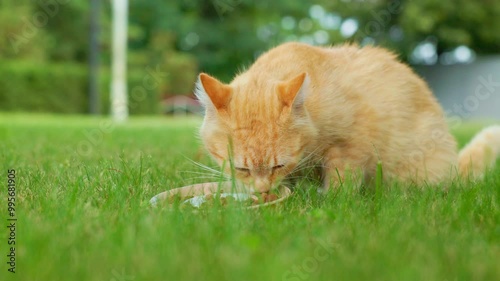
229;174;286;194
248;187;272;194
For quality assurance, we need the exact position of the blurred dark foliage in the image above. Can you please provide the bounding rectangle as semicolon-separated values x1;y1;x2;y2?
0;0;498;114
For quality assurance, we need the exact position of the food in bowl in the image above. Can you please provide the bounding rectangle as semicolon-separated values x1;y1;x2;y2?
150;182;291;209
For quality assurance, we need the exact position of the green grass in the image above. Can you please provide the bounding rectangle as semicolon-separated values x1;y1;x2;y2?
1;114;499;281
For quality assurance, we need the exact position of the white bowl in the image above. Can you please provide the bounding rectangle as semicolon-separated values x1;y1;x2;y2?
150;182;292;209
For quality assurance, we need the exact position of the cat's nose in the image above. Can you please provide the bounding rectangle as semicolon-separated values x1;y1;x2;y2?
253;177;272;193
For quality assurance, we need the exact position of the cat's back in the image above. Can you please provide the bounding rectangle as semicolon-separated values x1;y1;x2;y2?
242;42;341;82
243;42;418;93
245;42;437;111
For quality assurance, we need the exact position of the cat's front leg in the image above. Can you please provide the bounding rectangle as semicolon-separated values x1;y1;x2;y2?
321;146;370;191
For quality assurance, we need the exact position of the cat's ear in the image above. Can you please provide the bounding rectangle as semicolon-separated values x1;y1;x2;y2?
277;72;309;109
195;73;232;111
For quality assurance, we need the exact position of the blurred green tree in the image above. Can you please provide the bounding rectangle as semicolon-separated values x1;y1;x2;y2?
317;0;500;59
0;0;499;114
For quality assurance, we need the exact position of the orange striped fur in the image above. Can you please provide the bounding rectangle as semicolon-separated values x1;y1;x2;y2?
195;42;500;193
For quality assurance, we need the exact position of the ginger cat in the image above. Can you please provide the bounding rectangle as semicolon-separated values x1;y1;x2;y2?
195;42;500;193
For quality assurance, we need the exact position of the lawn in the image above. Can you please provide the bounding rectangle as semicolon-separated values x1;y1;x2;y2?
0;114;499;281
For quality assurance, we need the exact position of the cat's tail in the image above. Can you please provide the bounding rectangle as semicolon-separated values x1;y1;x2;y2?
458;125;500;178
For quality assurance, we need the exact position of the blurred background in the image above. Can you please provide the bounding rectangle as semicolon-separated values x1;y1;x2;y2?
0;0;499;120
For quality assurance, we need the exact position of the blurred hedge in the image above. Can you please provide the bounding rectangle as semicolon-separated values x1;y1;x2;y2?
0;57;197;115
0;61;87;113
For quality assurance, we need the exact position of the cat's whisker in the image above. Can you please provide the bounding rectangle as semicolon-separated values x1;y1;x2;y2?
289;166;319;175
180;171;224;177
186;175;230;181
179;170;231;181
285;175;317;182
184;157;224;175
293;156;320;172
296;147;323;165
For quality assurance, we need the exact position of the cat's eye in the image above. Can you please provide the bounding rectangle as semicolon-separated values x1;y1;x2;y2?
235;167;250;173
272;164;285;171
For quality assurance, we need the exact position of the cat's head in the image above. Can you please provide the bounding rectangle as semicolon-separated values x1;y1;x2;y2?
195;72;317;193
